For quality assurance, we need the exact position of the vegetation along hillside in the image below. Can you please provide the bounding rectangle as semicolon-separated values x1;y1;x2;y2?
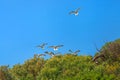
0;39;120;80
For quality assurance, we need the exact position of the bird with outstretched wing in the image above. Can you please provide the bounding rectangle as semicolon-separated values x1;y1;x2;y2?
68;49;80;55
36;43;48;49
49;45;64;51
44;51;55;57
38;54;46;57
69;8;80;16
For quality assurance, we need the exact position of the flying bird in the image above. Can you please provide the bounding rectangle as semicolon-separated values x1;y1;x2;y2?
45;51;62;57
68;49;80;55
68;49;73;53
69;8;80;16
49;45;64;51
74;50;80;55
34;53;46;58
36;43;48;49
44;51;55;57
38;54;46;57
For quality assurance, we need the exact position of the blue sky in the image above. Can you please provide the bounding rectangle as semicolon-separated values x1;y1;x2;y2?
0;0;120;66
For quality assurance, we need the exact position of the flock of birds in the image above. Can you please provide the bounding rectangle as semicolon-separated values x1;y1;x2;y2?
35;43;80;58
34;7;81;58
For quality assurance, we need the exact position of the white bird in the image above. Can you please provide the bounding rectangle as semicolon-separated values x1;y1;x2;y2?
36;43;48;49
69;8;80;16
49;45;64;51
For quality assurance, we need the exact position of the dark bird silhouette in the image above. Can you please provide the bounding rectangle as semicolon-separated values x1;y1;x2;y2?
44;51;55;57
68;49;73;53
38;54;46;57
44;51;61;57
49;45;64;51
34;53;46;58
69;8;80;16
68;49;80;55
36;43;48;49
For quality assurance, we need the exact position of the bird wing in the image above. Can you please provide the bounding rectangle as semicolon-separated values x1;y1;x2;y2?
69;11;76;14
75;50;80;53
44;51;49;54
76;8;80;12
49;46;55;48
57;45;64;48
38;54;46;57
43;43;48;45
50;52;54;55
45;51;54;55
68;49;73;53
41;43;47;47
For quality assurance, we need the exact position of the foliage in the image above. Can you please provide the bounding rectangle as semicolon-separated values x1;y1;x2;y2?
0;65;13;80
10;54;45;80
93;39;120;63
1;39;120;80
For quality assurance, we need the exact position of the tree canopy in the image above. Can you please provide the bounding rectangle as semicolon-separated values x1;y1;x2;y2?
1;39;120;80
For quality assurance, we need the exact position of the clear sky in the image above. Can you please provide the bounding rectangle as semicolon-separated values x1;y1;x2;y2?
0;0;120;66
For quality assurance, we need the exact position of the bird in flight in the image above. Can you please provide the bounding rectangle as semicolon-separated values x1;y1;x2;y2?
45;51;61;57
38;54;46;57
68;49;80;55
36;43;48;49
69;8;80;16
49;45;64;51
44;51;55;57
34;53;46;58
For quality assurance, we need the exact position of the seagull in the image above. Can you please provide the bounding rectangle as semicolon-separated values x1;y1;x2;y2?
49;45;64;51
36;43;48;49
44;51;55;57
69;8;80;16
68;49;80;55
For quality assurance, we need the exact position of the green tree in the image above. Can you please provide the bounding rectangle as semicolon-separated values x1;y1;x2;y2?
0;65;13;80
11;54;45;80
